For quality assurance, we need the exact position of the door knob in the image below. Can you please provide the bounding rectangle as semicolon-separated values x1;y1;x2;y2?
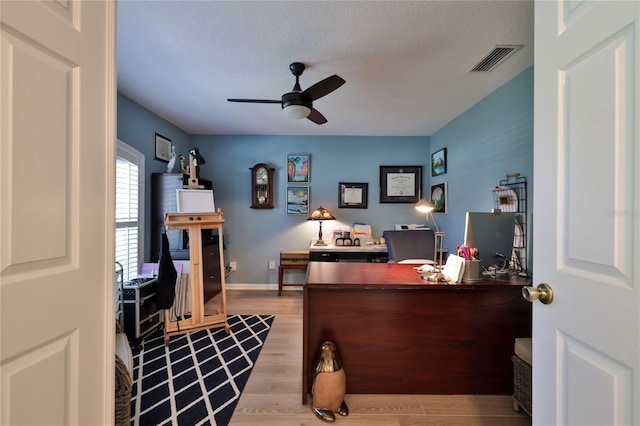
522;283;554;304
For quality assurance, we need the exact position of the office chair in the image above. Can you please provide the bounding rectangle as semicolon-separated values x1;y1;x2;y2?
382;230;436;264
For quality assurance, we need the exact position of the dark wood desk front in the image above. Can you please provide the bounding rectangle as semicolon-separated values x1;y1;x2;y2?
302;262;531;403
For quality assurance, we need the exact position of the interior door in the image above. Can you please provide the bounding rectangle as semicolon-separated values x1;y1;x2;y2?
0;1;115;424
533;1;639;424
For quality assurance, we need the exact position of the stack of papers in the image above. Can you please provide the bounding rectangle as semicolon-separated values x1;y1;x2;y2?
353;223;371;237
353;223;373;244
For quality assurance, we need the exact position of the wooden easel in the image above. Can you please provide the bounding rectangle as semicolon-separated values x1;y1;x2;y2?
163;211;229;344
162;154;229;345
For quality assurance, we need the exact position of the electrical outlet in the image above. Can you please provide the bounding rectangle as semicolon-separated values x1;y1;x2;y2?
229;261;237;271
268;260;276;270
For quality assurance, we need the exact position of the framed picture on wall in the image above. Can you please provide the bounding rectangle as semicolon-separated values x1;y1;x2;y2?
287;153;310;183
338;182;368;208
379;165;422;203
154;133;172;162
431;148;447;176
286;186;309;215
430;182;448;213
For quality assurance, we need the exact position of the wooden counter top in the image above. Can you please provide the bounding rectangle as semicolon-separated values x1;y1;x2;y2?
305;261;530;288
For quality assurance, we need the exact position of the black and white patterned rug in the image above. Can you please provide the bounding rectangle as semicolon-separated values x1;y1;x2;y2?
130;314;275;426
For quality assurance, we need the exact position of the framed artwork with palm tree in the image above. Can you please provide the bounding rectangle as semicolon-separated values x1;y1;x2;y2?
287;153;310;183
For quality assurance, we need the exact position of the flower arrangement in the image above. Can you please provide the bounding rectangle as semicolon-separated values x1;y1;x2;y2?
456;245;479;261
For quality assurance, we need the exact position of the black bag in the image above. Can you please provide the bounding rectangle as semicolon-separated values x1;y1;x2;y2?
156;232;177;309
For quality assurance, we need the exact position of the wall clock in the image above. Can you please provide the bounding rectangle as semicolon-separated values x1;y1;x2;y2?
250;163;275;209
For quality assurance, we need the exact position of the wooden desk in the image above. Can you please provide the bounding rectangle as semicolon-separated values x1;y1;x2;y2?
302;262;531;403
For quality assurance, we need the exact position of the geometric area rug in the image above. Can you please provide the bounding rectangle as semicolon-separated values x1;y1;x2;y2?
130;314;275;426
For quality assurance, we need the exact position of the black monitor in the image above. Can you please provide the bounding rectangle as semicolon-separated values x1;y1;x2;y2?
463;211;516;266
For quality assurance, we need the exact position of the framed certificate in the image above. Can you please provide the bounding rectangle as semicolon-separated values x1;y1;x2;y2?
380;166;422;203
338;182;368;208
154;133;172;162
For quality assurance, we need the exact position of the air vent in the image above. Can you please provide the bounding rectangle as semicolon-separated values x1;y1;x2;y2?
470;45;523;72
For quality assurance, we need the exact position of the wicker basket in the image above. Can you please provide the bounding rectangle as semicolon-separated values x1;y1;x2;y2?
512;354;532;416
115;354;132;426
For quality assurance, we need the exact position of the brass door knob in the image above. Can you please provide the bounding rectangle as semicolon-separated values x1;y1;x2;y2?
522;283;554;304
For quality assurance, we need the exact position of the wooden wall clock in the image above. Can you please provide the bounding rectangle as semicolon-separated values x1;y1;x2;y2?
250;163;275;208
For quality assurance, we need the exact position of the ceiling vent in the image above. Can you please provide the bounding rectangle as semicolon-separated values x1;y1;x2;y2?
469;45;523;72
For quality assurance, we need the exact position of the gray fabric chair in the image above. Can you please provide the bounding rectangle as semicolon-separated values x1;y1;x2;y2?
383;230;436;263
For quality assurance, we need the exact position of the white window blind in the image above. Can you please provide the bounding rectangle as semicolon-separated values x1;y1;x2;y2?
116;141;145;282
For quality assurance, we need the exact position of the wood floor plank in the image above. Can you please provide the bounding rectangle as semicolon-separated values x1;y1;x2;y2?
344;394;424;415
206;289;531;425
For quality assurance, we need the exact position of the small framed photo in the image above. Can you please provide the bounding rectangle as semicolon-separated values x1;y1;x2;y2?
286;186;309;215
287;153;310;183
154;133;172;162
380;165;422;203
431;148;447;176
430;182;448;213
339;182;368;209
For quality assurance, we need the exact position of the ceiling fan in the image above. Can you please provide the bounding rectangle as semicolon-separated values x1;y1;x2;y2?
227;62;345;125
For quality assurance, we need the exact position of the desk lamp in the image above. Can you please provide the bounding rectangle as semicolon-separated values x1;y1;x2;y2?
415;199;445;270
308;206;335;246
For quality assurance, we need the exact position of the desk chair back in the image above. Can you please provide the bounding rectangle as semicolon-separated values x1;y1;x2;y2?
383;230;435;264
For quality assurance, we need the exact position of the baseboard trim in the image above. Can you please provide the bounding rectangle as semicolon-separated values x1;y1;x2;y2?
226;283;273;290
225;283;302;291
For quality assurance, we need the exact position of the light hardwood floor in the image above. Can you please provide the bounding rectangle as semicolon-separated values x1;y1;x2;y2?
209;289;531;426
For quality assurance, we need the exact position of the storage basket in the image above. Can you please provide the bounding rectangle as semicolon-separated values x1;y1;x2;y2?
115;354;132;425
512;353;532;416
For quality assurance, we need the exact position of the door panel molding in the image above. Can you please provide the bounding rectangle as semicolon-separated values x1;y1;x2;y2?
558;331;633;425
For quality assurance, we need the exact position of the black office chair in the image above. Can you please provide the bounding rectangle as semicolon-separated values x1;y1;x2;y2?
382;230;436;264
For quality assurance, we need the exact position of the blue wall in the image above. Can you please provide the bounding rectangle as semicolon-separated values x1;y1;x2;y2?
430;66;534;267
117;95;191;262
191;135;429;284
117;66;533;284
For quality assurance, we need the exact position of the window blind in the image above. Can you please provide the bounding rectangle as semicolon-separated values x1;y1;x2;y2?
115;141;145;282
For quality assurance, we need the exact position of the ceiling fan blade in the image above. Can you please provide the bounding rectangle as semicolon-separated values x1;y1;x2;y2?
302;75;346;101
307;108;328;125
227;99;282;104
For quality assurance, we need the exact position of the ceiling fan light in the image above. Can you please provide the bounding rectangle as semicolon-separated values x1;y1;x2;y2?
283;104;311;119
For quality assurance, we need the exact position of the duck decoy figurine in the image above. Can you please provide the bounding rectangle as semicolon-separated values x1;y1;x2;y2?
311;341;349;422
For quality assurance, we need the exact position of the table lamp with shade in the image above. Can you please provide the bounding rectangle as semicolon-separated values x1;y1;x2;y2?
308;206;336;246
414;199;445;270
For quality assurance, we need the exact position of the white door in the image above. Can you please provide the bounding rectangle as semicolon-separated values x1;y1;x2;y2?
1;1;116;424
533;1;639;425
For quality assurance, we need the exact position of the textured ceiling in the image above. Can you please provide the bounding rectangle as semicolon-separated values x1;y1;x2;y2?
117;1;534;136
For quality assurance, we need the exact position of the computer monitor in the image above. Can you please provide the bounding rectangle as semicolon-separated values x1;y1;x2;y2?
463;211;516;266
